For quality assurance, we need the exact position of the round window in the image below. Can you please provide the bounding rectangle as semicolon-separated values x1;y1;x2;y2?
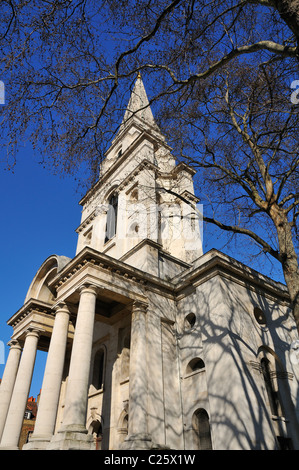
253;307;267;326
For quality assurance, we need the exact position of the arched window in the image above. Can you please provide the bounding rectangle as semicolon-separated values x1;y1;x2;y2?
192;409;212;450
92;348;105;390
186;357;205;375
184;313;196;330
261;357;280;416
105;193;118;242
117;410;129;445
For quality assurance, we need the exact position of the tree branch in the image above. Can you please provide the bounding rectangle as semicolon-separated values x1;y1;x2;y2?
157;186;281;261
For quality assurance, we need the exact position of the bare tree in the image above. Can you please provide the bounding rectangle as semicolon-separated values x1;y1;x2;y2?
156;60;299;329
0;0;299;327
1;1;298;174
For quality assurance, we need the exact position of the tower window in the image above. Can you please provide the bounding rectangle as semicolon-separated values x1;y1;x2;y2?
192;409;212;450
261;358;281;416
105;193;118;243
186;357;205;374
92;348;105;390
184;313;196;330
253;306;267;326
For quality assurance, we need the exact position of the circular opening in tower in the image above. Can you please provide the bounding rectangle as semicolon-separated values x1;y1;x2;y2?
253;306;267;326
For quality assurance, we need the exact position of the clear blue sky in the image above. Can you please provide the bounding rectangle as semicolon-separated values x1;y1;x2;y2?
0;147;81;397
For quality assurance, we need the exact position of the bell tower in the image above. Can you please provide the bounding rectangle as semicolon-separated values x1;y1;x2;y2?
76;75;202;276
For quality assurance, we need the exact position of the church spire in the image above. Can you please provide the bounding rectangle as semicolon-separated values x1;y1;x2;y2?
118;74;160;134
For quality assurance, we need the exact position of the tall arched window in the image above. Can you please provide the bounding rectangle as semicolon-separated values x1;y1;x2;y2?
92;348;105;390
105;193;118;242
261;357;281;416
192;408;212;450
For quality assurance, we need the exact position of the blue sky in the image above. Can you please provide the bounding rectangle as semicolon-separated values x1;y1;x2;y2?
0;147;81;397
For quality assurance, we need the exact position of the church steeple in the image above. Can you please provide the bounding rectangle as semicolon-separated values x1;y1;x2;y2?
101;75;165;175
77;74;203;267
118;74;160;135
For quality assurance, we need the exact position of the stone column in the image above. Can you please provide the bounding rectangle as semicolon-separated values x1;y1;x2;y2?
23;303;71;449
0;328;40;450
122;300;152;449
0;340;22;441
48;284;97;450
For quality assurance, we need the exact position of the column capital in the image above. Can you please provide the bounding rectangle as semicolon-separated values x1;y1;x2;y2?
7;339;22;350
53;301;71;315
78;283;98;296
132;300;148;313
24;327;44;339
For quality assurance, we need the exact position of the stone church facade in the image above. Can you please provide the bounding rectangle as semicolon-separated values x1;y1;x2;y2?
0;76;299;451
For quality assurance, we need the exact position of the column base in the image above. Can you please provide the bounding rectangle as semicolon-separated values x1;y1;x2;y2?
47;430;95;450
22;434;52;450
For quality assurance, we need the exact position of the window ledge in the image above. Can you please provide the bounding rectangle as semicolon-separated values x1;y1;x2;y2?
120;377;129;385
183;369;206;379
271;415;288;422
103;239;116;253
88;387;104;398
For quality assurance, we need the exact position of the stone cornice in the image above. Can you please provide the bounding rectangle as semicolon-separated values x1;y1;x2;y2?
108;119;168;155
174;249;290;304
76;209;99;233
120;238;190;270
117;159;158;192
7;247;290;333
172;161;196;177
47;245;290;307
7;299;53;328
48;245;175;294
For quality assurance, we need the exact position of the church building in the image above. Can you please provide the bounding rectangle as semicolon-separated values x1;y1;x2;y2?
0;76;299;451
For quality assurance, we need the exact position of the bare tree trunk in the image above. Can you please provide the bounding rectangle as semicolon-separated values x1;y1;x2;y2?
273;0;299;55
270;204;299;330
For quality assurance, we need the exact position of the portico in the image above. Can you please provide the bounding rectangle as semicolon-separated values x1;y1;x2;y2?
0;244;158;450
